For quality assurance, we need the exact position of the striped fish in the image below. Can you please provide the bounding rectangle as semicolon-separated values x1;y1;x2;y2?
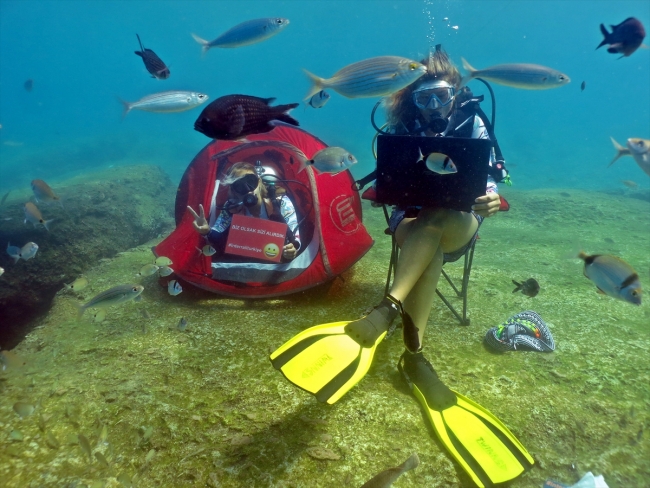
191;18;290;54
578;252;642;305
78;284;144;317
134;34;170;79
303;56;427;100
119;91;209;118
461;59;570;90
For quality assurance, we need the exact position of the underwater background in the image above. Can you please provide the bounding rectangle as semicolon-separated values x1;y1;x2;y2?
1;1;649;487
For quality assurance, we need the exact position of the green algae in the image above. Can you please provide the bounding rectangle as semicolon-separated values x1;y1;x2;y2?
0;186;648;487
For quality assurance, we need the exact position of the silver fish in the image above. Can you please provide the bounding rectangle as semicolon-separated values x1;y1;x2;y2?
64;276;88;291
191;18;290;54
197;244;216;256
31;179;63;208
304;56;427;100
155;256;173;266
360;453;420;488
418;149;457;174
24;202;53;231
461;59;570;90
119;91;209;118
300;147;358;174
609;137;650;177
578;251;641;305
137;264;159;277
78;284;144;317
158;265;174;277
168;280;182;296
7;242;39;263
308;90;330;109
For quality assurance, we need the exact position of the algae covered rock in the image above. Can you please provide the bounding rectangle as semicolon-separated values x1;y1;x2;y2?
0;165;175;348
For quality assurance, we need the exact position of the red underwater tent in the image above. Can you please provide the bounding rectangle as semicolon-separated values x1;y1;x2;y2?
154;123;374;298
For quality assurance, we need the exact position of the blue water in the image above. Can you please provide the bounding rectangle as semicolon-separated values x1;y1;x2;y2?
1;0;648;193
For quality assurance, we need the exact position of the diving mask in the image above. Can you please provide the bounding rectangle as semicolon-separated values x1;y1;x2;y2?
412;80;456;110
231;173;259;195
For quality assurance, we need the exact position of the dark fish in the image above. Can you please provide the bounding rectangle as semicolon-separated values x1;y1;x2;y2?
0;190;10;206
581;81;586;91
597;17;647;58
24;79;33;92
194;95;299;140
134;34;170;79
512;278;540;298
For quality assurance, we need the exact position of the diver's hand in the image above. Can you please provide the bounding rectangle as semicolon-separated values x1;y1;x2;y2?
187;204;210;235
282;243;297;261
471;193;500;218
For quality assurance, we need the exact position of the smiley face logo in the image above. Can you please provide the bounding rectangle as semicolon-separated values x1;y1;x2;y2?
264;243;280;258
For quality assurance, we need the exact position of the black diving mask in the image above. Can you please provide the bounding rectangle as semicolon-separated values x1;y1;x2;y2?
231;173;259;195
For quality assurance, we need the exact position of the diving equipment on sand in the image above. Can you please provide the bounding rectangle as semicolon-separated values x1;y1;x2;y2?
484;310;555;352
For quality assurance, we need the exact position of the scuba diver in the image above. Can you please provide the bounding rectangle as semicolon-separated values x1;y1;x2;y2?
188;162;300;262
270;46;533;487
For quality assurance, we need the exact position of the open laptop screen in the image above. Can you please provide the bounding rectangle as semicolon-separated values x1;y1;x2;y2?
375;135;492;212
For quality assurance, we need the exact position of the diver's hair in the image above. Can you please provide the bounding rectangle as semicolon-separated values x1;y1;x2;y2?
221;162;268;198
385;44;462;129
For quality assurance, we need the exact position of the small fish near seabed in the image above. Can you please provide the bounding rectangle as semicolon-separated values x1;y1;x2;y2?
418;149;457;175
192;17;290;54
134;34;170;79
621;179;638;189
512;278;540;298
168;280;182;296
7;242;39;263
304;56;427;100
597;17;647;58
77;284;144;317
197;244;216;256
177;317;187;332
119;91;209;118
158;265;174;277
154;256;172;267
31;179;63;208
460;59;570;90
24;202;53;231
194;95;299;140
137;263;160;277
578;251;641;305
307;90;330;109
360;453;420;488
609;137;650;177
64;276;89;292
298;147;358;174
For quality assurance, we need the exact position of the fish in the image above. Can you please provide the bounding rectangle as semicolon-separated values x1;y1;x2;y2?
31;179;63;207
64;276;89;291
512;278;540;297
597;17;647;58
191;18;290;54
24;202;53;231
13;402;35;418
299;147;358;174
92;309;106;323
194;95;299;140
621;179;638;189
303;56;427;100
581;81;586;91
360;453;420;488
418;149;457;174
119;91;209;118
1;350;26;370
77;284;144;317
137;264;160;277
6;242;39;263
24;79;33;92
158;266;174;277
134;34;170;79
78;433;92;461
460;59;570;90
0;266;4;277
197;244;216;256
95;451;110;467
578;251;641;305
154;256;172;266
168;280;182;296
608;137;650;177
307;90;330;109
177;317;187;331
0;190;10;206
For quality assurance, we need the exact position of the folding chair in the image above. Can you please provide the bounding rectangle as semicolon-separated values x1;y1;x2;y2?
379;204;475;326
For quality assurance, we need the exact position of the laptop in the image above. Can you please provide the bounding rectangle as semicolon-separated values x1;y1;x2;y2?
375;135;492;212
